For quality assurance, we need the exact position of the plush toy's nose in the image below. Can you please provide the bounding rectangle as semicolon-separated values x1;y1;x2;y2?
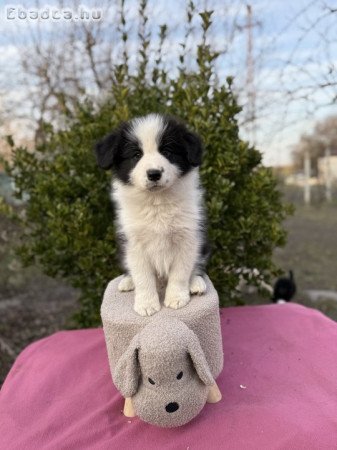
165;402;179;413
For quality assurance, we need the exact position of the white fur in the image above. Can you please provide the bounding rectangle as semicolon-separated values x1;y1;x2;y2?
131;114;165;151
113;169;203;316
128;114;179;192
118;274;135;292
190;275;207;295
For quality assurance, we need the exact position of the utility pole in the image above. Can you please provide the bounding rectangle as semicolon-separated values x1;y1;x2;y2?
236;5;261;145
325;146;332;203
304;150;311;206
246;4;256;145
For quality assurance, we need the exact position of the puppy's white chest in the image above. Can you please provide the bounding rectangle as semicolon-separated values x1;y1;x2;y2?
113;175;201;278
130;202;184;257
123;201;195;277
137;201;180;233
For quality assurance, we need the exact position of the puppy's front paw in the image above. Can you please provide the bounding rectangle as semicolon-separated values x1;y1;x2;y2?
118;275;135;292
134;294;161;317
164;289;190;310
190;275;207;295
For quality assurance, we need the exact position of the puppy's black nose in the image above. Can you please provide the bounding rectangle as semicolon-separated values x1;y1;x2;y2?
147;169;162;182
165;402;179;413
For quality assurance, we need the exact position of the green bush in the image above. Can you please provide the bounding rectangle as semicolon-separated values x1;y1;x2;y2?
3;6;290;327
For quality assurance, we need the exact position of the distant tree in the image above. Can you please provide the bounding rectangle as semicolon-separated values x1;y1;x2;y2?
292;115;337;175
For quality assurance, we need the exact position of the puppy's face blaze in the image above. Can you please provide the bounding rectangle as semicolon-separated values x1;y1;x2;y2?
95;114;203;191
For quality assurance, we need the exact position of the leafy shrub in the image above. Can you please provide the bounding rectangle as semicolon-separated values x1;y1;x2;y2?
3;6;290;327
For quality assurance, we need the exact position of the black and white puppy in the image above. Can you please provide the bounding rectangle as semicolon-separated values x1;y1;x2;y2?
95;113;208;316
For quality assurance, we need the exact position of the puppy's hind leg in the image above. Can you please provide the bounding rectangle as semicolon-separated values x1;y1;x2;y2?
190;274;207;296
118;274;135;292
190;239;209;296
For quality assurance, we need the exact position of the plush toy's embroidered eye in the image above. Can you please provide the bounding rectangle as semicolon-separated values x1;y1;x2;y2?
148;377;155;385
177;371;183;380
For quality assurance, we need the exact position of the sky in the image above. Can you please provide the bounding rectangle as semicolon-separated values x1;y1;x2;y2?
0;0;336;166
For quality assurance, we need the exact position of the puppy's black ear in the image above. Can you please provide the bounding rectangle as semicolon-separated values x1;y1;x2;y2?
94;130;121;170
183;130;203;167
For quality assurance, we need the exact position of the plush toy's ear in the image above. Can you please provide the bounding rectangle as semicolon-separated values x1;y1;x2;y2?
183;130;203;167
94;129;121;170
114;335;141;397
187;330;214;386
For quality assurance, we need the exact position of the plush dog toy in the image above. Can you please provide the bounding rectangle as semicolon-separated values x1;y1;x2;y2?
101;275;223;427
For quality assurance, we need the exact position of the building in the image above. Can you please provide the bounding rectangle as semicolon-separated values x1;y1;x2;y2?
317;156;337;184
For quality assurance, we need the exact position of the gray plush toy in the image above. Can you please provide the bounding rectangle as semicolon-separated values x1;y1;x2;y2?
101;275;223;427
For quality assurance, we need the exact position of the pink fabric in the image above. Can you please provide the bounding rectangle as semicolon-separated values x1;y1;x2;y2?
1;303;337;450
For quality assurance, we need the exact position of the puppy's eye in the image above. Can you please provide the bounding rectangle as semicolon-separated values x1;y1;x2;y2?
133;151;142;160
176;371;183;380
148;377;155;385
160;146;171;157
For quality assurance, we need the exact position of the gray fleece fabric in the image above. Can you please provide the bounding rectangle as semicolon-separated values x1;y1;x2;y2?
101;275;223;427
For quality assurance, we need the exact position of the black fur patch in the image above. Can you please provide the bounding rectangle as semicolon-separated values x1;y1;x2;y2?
158;116;203;175
95;122;143;184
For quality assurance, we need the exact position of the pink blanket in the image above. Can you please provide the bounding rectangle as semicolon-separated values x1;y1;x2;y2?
1;303;337;449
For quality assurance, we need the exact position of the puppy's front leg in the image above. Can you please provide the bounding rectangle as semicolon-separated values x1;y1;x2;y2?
128;250;160;317
164;243;196;310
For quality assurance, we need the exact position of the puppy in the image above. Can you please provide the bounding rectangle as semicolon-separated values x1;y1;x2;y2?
95;113;208;316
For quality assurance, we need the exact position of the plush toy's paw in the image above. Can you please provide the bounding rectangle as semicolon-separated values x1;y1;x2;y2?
118;275;135;292
164;289;190;310
134;294;161;316
190;275;207;295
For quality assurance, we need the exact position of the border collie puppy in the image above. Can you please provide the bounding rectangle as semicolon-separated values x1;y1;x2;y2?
95;114;208;316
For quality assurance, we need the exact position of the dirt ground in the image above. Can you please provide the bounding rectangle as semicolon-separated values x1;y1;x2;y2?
0;215;78;385
1;199;337;385
243;202;337;321
273;203;337;322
